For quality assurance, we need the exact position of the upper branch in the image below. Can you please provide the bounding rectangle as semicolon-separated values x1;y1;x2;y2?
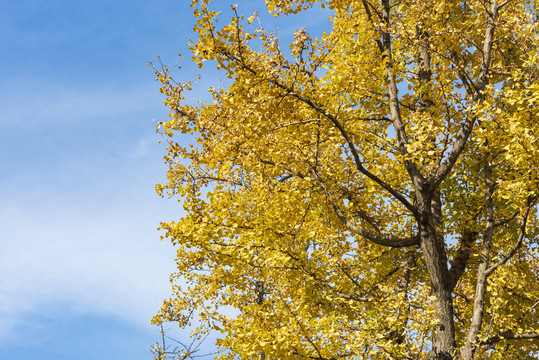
222;50;417;215
448;230;476;290
485;195;538;276
333;202;420;248
377;0;424;188
310;167;419;248
430;1;500;190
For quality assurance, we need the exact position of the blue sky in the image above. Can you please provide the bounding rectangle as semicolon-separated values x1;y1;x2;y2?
0;1;329;359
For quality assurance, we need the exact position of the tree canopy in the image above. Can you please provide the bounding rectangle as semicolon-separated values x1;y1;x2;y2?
152;0;539;359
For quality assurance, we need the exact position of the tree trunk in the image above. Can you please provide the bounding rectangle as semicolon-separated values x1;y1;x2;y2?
254;280;266;360
418;195;456;360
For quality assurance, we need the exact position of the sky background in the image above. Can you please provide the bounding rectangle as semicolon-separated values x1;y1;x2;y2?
0;1;329;359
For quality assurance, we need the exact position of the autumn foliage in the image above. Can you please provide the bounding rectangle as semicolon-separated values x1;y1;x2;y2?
152;0;539;359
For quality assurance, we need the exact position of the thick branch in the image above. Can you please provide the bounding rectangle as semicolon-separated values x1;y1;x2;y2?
225;54;417;215
417;27;433;110
480;332;539;345
450;50;475;97
335;292;373;302
270;117;391;131
211;10;418;215
361;0;384;53
333;203;419;248
496;0;516;12
462;152;496;360
379;0;424;188
429;117;476;191
276;83;416;215
474;2;498;98
399;250;416;294
448;230;476;290
493;211;519;227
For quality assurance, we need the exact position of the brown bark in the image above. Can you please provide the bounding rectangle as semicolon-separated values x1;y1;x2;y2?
417;192;457;360
254;280;266;360
377;0;459;357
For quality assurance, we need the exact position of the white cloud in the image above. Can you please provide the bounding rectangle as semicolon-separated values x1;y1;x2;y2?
0;178;181;342
0;81;186;344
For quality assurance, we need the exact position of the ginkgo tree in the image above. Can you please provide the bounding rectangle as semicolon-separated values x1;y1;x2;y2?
151;0;539;359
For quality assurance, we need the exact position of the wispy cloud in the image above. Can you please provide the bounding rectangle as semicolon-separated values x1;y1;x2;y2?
0;166;180;343
0;81;183;344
